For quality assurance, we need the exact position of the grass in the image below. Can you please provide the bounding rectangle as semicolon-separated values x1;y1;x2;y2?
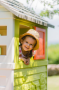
48;75;59;90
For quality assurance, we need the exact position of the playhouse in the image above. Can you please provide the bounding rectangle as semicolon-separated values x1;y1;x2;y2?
0;0;54;90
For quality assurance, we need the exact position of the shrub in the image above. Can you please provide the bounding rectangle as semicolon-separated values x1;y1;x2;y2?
48;44;59;64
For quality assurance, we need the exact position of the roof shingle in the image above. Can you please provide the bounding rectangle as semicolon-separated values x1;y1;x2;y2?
0;0;54;28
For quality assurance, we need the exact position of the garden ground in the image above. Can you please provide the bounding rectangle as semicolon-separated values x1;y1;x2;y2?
48;75;59;90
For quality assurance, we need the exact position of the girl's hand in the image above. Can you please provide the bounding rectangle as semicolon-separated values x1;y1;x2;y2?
24;58;30;65
19;57;30;65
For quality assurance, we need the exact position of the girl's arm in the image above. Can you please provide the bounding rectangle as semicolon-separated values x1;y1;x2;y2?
19;57;30;65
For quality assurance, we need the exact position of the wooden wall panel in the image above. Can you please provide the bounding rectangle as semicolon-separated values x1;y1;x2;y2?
14;19;47;90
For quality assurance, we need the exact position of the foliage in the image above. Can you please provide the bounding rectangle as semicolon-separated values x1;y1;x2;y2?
26;0;59;18
48;44;59;64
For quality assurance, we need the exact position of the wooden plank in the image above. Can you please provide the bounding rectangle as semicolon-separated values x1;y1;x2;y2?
14;82;41;90
14;72;47;86
14;19;19;64
32;80;40;87
14;84;43;90
37;86;40;90
14;66;47;77
40;84;47;90
15;59;47;69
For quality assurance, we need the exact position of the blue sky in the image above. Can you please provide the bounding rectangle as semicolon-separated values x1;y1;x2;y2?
17;0;59;45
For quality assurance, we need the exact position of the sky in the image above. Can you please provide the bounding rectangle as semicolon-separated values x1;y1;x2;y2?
17;0;59;45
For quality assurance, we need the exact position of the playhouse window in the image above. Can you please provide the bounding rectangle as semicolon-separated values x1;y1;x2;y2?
19;24;30;45
19;25;30;35
34;27;45;60
0;26;7;36
0;46;6;55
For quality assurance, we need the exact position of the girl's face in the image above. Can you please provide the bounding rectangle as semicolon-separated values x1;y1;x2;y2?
21;36;36;51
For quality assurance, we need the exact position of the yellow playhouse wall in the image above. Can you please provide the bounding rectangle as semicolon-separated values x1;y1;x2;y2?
14;18;48;90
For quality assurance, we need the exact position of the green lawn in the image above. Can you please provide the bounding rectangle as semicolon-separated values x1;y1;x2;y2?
48;75;59;90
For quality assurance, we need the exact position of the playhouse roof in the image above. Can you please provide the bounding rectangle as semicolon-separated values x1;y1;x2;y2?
0;0;54;28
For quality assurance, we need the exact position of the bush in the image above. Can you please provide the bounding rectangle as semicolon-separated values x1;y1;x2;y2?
48;64;59;76
48;44;59;64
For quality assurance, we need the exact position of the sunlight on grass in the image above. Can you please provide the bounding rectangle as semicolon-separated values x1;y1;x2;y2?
48;75;59;90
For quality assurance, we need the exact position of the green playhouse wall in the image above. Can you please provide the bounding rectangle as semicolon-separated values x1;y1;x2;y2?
14;18;48;90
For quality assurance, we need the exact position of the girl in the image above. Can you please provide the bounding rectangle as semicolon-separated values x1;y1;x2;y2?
19;29;39;65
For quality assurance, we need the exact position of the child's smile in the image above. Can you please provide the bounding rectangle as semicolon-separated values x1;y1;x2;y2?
21;36;36;52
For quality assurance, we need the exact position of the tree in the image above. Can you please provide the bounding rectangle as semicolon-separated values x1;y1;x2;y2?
26;0;59;18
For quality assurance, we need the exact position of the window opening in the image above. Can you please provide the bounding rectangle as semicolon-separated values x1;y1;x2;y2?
0;26;7;36
0;46;6;55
